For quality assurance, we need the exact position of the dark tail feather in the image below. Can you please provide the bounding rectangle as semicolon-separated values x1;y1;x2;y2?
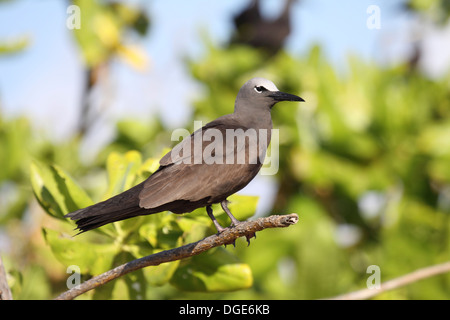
66;206;145;234
65;184;146;234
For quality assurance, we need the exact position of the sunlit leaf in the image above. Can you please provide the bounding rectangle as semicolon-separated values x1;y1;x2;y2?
30;160;93;219
170;247;253;292
117;44;149;71
104;150;142;199
43;228;118;275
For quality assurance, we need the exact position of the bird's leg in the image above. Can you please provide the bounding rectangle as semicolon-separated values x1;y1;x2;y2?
206;205;226;234
220;200;241;226
221;200;256;246
207;205;236;247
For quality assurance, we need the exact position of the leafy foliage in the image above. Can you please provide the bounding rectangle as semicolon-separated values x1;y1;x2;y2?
72;0;149;69
1;0;449;300
30;150;256;298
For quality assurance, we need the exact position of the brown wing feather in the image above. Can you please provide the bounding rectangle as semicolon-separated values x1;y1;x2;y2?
138;118;267;211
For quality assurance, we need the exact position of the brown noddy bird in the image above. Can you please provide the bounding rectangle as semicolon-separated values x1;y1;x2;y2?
66;78;304;235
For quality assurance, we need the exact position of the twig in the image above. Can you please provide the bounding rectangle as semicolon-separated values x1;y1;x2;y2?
326;261;450;300
55;213;299;300
0;255;13;300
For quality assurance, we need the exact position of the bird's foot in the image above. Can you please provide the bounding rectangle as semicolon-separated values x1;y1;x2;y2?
213;224;236;247
223;238;236;248
222;228;256;247
226;221;257;247
245;231;256;246
208;202;259;247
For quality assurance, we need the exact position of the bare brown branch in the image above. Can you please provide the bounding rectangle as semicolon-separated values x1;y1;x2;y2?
326;261;450;300
54;213;299;300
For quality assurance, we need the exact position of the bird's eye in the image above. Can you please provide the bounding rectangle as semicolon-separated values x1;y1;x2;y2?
254;86;267;93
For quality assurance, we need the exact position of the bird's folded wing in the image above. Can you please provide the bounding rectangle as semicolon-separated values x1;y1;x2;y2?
139;120;260;209
158;116;242;167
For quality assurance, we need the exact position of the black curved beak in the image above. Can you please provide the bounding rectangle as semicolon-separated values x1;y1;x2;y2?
269;91;305;102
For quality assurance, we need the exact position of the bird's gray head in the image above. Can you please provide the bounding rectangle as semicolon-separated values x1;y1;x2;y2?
234;77;304;114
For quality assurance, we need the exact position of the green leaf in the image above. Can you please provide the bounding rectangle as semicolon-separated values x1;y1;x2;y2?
139;222;159;247
93;254;148;300
139;219;183;286
417;122;450;156
226;194;259;221
139;214;183;248
0;36;30;55
43;228;118;275
176;216;211;243
170;247;253;292
156;220;184;250
104;150;142;199
9;265;50;300
143;250;181;286
30;160;93;219
116;119;162;150
72;0;119;66
139;156;161;177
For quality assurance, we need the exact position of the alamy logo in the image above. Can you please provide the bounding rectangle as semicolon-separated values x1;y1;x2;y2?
66;265;81;289
366;265;381;289
170;121;279;175
66;5;81;30
366;5;381;30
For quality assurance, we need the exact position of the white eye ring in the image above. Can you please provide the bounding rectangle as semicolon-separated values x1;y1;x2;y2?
254;86;266;93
